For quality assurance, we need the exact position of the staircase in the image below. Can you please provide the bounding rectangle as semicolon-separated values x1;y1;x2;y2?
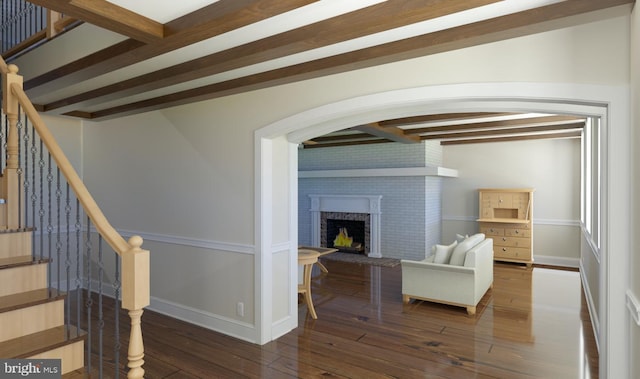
0;229;85;376
1;53;149;377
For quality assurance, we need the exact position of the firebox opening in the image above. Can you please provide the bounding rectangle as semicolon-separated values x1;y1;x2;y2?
326;219;365;254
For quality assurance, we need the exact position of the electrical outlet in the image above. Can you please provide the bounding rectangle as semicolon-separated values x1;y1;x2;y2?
236;302;244;317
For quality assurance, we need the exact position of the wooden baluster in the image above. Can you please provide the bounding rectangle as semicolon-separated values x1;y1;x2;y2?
2;64;24;228
123;236;150;379
127;308;145;378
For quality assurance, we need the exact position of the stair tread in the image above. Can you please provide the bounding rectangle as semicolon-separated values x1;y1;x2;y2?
0;325;86;358
0;255;50;269
0;288;65;313
0;227;34;234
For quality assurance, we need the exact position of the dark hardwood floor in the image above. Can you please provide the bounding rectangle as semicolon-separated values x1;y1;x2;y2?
94;259;598;378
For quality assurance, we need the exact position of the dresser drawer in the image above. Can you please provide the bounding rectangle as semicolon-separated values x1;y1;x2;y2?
494;246;531;260
480;226;504;237
494;236;530;248
504;228;531;238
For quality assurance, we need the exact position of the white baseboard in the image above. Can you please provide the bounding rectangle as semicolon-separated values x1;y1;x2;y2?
149;296;258;344
271;315;296;341
626;290;640;327
54;279;259;343
533;255;580;268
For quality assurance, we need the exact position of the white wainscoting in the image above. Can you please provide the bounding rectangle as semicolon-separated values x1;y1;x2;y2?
627;290;640;327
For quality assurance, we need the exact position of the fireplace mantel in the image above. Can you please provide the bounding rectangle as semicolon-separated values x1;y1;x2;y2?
309;194;382;258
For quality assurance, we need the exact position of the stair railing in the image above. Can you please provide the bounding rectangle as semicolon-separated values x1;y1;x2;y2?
1;0;79;59
1;57;149;378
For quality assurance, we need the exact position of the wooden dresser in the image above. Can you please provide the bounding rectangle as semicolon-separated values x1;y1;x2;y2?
477;188;534;267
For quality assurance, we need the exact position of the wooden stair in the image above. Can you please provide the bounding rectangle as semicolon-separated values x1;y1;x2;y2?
0;230;86;375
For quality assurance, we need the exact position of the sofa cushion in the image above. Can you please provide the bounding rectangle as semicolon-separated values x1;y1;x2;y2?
456;233;468;243
449;233;485;266
433;241;457;264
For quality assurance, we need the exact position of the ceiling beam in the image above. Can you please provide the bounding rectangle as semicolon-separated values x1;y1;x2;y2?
440;131;582;145
353;123;421;144
421;122;584;140
72;0;633;120
379;112;514;127
39;0;498;112
408;115;585;135
302;139;389;149
24;0;319;96
27;0;164;43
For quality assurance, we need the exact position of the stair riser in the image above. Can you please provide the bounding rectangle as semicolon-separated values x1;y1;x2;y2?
0;300;64;343
0;231;32;259
0;263;47;297
28;340;84;375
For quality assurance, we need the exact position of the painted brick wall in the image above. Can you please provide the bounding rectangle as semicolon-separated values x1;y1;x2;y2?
299;141;444;261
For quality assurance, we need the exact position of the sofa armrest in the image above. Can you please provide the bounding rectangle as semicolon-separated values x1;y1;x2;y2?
401;259;478;305
401;259;476;274
463;238;494;303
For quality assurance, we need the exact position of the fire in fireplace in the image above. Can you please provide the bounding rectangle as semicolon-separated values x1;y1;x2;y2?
326;219;365;254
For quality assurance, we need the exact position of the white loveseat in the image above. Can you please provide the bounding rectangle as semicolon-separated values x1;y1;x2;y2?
401;234;494;315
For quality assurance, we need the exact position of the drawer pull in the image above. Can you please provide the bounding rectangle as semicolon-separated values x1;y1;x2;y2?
502;237;507;241
515;230;519;234
502;247;507;252
490;228;494;232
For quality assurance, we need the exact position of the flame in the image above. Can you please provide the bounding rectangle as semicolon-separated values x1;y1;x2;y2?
333;227;353;247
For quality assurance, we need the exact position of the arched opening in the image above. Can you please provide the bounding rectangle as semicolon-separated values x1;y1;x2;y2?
254;82;630;378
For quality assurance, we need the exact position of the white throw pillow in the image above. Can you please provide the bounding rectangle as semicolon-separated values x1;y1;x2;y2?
433;241;457;264
456;233;469;243
449;233;485;266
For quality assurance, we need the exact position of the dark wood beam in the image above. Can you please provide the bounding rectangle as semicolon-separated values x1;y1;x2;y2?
302;139;389;149
71;0;633;120
27;0;163;43
353;123;421;144
440;131;582;145
408;115;585;135
379;112;514;127
24;0;319;96
40;0;498;112
421;122;584;140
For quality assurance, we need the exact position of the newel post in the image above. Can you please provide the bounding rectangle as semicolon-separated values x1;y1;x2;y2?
122;236;150;379
1;64;23;228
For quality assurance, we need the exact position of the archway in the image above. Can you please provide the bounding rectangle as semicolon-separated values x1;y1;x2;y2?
254;82;630;378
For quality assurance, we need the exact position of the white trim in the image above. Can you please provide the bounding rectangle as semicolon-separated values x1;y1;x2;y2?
299;166;458;178
255;137;273;344
58;279;258;342
271;241;290;252
149;296;256;343
581;223;602;264
580;260;600;352
286;142;299;336
442;215;580;226
533;255;579;268
116;228;255;255
626;290;640;327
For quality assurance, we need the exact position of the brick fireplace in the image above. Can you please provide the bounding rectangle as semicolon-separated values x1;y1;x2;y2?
309;194;382;258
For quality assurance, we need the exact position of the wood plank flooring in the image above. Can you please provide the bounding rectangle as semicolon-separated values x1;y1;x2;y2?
92;260;598;378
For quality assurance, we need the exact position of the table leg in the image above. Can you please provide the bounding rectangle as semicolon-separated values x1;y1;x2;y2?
316;260;328;274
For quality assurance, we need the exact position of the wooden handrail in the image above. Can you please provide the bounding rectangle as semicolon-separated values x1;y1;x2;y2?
0;57;7;74
11;80;130;254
